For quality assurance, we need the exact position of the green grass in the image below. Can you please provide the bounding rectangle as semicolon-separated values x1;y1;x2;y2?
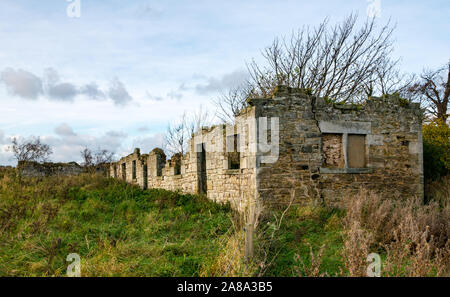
0;169;365;277
0;171;233;276
259;205;345;276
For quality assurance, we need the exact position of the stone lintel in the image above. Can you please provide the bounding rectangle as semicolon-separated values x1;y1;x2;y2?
319;121;371;134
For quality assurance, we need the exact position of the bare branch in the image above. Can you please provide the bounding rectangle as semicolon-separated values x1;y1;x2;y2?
8;137;52;164
214;14;404;118
406;61;450;122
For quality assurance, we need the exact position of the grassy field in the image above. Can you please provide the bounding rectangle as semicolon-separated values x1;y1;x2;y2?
0;169;233;276
0;168;448;276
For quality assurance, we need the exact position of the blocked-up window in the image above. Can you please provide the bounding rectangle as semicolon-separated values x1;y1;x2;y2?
227;134;240;169
132;160;136;179
321;133;366;169
347;134;366;168
113;165;117;178
322;133;344;168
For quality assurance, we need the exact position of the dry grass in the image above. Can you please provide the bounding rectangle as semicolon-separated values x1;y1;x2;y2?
294;243;327;277
200;188;265;277
341;187;449;276
199;229;246;277
425;175;450;205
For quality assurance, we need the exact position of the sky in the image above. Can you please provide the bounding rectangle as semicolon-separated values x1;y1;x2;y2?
0;0;449;165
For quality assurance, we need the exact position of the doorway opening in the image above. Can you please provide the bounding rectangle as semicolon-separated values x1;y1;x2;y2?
197;143;207;194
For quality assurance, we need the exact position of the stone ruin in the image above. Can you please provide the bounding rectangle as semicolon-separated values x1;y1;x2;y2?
109;86;424;208
17;161;108;177
18;161;84;177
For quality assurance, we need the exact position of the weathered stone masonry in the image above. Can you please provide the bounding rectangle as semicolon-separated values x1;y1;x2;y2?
19;161;84;177
109;86;423;207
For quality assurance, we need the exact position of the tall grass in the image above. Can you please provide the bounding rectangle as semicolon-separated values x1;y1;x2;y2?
1;167;447;277
0;169;233;276
341;186;449;276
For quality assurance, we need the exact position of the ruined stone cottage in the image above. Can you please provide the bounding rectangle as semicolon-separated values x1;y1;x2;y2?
109;86;423;207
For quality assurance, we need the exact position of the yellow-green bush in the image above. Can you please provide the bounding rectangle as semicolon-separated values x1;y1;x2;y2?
422;120;450;181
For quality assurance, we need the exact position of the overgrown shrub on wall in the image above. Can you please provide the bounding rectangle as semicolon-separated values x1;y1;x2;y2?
422;119;450;181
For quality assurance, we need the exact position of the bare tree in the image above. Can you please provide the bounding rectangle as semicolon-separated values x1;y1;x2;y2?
213;83;255;123
94;149;114;165
80;147;114;168
214;14;405;121
165;113;188;156
363;57;415;98
407;61;450;122
9;137;52;164
165;107;211;156
80;148;94;167
248;14;397;102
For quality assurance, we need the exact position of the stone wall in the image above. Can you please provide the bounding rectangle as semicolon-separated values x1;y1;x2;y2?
18;161;84;177
109;85;423;208
252;86;423;207
110;110;258;209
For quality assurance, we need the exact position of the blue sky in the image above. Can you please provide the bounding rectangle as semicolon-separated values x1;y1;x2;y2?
0;0;449;165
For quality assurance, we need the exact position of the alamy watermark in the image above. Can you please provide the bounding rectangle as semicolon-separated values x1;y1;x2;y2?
66;0;81;18
366;252;381;277
66;253;81;277
193;117;280;164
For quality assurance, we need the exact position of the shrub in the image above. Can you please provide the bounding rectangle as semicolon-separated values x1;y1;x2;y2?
422;120;450;181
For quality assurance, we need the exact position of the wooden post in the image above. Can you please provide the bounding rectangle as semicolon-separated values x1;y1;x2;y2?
244;223;254;261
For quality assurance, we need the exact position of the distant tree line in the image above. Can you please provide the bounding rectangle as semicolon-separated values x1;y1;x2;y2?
7;137;114;174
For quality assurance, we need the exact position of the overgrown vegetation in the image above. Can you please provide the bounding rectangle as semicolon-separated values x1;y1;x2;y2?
0;168;448;277
245;184;449;277
0;169;232;276
340;188;449;276
423;120;450;181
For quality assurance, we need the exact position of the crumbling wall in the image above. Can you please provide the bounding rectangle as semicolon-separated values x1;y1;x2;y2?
19;161;84;177
109;85;423;209
109;109;258;209
249;86;323;206
314;94;423;205
251;86;423;207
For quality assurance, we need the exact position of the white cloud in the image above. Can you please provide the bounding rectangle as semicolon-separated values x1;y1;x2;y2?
131;133;165;154
195;69;248;95
0;124;132;166
43;125;129;163
0;0;448;165
0;68;43;99
54;123;77;137
48;82;78;101
0;130;12;165
108;78;133;106
80;82;105;100
0;129;4;144
0;67;132;105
